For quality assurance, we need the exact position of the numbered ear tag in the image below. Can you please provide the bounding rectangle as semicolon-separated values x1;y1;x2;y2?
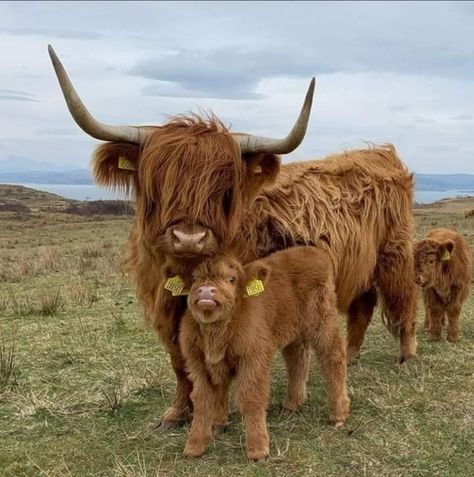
164;276;188;296
441;250;451;261
118;156;137;171
245;278;265;297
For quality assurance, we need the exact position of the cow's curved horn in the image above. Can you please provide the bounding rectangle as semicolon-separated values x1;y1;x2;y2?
236;77;315;155
48;45;155;144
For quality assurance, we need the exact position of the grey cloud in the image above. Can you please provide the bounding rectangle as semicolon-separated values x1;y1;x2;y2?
0;88;38;102
0;26;102;40
413;116;437;125
451;114;473;121
129;37;474;101
129;47;333;100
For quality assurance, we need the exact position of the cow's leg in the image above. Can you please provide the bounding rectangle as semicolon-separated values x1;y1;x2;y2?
311;311;350;425
159;342;193;429
235;360;271;462
376;242;417;363
281;340;311;412
422;289;444;341
346;287;377;364
422;292;432;333
184;377;222;458
446;304;461;342
212;379;230;432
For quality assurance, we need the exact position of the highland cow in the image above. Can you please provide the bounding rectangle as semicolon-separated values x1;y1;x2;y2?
414;228;471;341
48;46;417;429
464;209;474;219
178;247;350;461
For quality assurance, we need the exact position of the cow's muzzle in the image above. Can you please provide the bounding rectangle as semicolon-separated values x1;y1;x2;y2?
172;229;207;253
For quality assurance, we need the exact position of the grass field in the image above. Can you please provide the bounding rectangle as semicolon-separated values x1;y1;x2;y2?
0;185;473;476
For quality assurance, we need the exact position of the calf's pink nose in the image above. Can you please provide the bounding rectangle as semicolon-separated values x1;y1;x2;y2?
198;286;217;300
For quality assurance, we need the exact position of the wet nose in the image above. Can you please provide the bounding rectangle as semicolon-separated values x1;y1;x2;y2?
197;286;217;300
172;229;206;252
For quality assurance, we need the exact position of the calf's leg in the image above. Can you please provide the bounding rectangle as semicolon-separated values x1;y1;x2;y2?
281;341;311;412
184;377;226;458
446;304;462;342
312;328;350;425
235;360;271;462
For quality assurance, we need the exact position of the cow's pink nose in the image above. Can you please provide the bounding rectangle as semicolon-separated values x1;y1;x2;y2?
197;286;217;300
173;229;206;252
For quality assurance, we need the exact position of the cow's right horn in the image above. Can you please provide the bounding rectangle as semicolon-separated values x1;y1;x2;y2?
236;77;316;155
48;45;156;144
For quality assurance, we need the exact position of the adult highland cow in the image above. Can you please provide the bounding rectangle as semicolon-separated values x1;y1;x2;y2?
48;45;417;428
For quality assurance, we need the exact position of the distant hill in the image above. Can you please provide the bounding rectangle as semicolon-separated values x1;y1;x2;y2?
415;174;474;192
1;167;474;192
0;169;93;185
0;157;79;173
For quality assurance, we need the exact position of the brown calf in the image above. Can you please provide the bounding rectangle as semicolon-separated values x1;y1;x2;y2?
414;228;471;341
178;246;350;461
464;209;474;219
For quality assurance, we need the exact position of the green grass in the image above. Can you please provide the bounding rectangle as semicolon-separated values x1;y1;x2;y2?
0;188;473;476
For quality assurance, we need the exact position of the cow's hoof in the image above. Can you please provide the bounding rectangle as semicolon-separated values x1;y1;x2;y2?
346;347;361;365
156;406;190;431
183;445;205;459
247;450;269;462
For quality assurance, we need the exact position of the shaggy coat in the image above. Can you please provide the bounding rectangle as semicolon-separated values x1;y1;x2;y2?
92;116;416;427
178;247;350;461
414;228;471;341
464;209;474;219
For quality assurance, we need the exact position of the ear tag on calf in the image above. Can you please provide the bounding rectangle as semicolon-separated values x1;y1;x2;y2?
245;278;265;297
164;276;189;296
118;156;137;171
441;250;451;261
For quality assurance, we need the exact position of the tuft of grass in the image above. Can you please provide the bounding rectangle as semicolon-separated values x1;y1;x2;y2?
39;288;63;316
0;339;17;389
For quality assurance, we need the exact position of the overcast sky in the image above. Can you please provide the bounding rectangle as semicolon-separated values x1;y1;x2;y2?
1;1;474;173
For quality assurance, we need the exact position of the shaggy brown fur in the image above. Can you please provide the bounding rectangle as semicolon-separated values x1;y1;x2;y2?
414;228;472;341
92;115;416;427
178;247;350;461
464;209;474;219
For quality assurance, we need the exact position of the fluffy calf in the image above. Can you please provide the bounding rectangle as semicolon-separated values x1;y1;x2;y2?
414;228;471;341
464;209;474;219
178;246;350;461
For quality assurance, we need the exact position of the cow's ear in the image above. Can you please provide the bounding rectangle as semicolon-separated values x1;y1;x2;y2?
242;153;280;197
438;240;455;261
91;142;140;193
245;262;271;286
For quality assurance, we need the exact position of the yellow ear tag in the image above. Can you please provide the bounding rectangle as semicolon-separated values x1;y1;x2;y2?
164;276;188;296
245;278;265;297
441;250;451;261
118;156;137;171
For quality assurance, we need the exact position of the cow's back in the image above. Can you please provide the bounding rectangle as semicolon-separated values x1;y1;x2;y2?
251;145;414;312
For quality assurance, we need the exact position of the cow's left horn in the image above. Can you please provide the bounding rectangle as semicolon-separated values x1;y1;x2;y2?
236;77;315;155
48;45;155;144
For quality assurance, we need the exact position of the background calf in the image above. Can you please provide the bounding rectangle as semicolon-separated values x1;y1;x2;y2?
179;246;350;461
414;228;471;341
